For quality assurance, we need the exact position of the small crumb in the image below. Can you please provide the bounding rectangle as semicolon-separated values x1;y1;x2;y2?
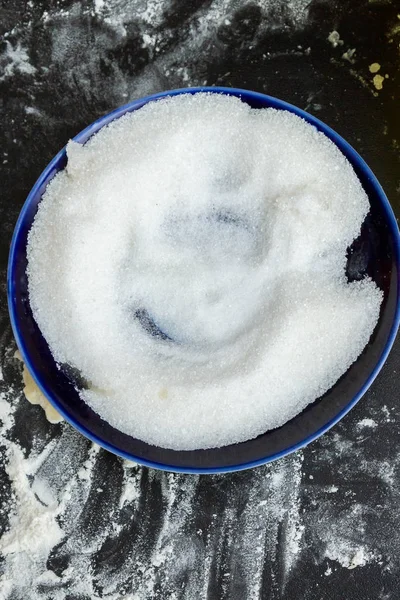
357;418;377;429
158;388;168;400
328;31;344;48
373;74;385;90
369;63;381;74
342;48;356;62
25;106;41;116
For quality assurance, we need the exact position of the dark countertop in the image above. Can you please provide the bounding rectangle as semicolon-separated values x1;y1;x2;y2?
0;1;399;599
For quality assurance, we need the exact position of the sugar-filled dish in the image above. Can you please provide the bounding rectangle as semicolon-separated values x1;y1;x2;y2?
8;88;400;472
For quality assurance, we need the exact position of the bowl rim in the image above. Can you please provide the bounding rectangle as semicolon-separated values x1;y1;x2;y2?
7;86;400;474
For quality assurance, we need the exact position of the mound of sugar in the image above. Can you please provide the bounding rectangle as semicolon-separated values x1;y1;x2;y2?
27;93;382;450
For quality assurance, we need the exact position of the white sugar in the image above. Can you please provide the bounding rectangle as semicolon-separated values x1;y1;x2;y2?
27;93;382;450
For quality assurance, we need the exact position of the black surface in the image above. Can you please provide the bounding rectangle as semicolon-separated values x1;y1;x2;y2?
1;0;400;598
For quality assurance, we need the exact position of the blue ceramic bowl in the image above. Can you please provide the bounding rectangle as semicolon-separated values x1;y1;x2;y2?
7;87;400;473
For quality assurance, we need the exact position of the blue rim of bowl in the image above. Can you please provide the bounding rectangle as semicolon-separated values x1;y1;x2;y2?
7;86;400;474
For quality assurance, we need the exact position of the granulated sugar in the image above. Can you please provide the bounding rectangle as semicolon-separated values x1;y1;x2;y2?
27;93;382;450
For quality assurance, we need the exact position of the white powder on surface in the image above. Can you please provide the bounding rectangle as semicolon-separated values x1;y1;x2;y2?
0;377;62;597
92;0;310;30
321;503;379;569
0;41;36;82
0;340;399;598
357;418;378;429
0;445;64;556
0;370;307;600
27;92;382;450
43;0;312;106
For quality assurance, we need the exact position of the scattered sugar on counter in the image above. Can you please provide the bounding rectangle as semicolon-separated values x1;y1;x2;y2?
27;93;382;450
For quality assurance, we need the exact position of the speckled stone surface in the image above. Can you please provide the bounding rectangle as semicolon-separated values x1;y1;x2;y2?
0;1;399;599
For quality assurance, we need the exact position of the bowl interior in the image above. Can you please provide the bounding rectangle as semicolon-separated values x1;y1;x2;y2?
8;88;400;472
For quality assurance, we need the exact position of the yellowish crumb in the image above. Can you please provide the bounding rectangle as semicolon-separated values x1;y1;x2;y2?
15;352;63;424
369;63;381;73
158;387;169;400
373;74;385;90
22;364;63;423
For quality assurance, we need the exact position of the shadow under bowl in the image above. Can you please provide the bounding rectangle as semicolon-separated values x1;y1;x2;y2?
7;87;400;473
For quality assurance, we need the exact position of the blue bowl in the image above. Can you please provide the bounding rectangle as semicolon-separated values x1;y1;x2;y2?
7;87;400;473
